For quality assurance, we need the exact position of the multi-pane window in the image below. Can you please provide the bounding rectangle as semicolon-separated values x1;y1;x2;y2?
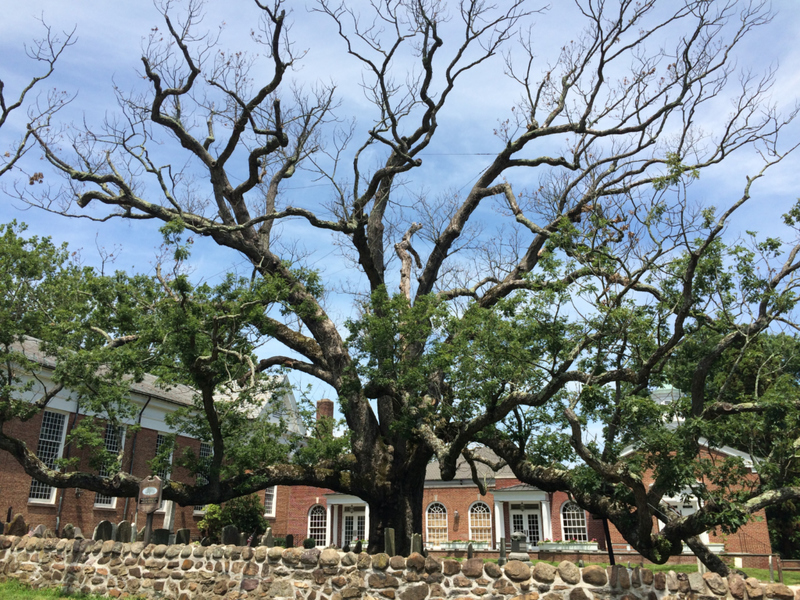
512;511;540;545
308;505;327;546
426;502;448;547
469;502;492;543
155;433;173;510
343;507;366;546
194;441;212;512
95;425;125;507
561;501;588;541
29;411;67;503
263;486;276;517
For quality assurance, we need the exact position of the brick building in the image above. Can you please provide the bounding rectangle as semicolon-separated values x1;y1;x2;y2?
0;340;773;561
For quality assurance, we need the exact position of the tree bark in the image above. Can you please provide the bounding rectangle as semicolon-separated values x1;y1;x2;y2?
366;471;426;556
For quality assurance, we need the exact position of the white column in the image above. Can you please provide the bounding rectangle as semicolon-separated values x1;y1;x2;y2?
364;505;370;544
541;500;552;541
332;506;338;547
494;501;504;548
326;504;333;547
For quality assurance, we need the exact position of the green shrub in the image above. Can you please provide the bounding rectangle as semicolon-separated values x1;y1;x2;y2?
302;537;316;549
197;494;267;543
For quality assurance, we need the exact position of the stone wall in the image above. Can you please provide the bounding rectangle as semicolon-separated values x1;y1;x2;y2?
0;534;795;600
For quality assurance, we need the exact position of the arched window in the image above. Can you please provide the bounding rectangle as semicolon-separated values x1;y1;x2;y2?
469;502;492;543
308;505;327;546
561;501;588;541
426;502;448;546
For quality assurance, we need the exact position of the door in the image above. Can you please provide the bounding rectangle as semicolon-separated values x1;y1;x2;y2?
510;504;541;549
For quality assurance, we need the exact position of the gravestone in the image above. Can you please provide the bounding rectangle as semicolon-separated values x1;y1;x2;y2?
509;531;529;562
7;514;27;536
44;528;57;539
201;537;212;546
285;534;294;548
136;527;145;542
175;528;191;545
354;540;363;554
467;542;474;559
62;524;75;540
6;507;12;522
152;528;170;545
343;542;350;552
0;521;4;535
239;532;247;546
411;533;422;555
93;520;114;542
31;524;46;538
384;528;396;557
73;526;85;540
116;521;133;543
261;528;274;547
221;524;240;546
498;537;507;566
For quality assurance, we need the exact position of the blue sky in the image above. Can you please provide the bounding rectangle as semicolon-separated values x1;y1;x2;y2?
2;0;800;408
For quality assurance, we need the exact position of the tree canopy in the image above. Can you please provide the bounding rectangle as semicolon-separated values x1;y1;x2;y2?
2;0;800;572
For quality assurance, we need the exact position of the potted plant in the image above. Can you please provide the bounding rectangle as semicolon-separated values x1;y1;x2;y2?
538;538;599;551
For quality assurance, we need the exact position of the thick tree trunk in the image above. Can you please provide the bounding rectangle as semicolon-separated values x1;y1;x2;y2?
366;472;426;556
685;536;731;576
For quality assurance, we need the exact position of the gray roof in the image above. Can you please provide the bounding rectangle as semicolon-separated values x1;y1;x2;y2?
425;447;516;481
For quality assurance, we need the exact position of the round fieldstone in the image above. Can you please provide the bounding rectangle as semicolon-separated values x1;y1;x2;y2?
462;558;484;578
267;546;284;562
505;560;532;582
703;572;727;596
424;556;442;573
442;560;461;576
399;583;430;600
766;583;794;600
282;547;302;564
512;593;540;600
357;552;371;569
533;562;557;583
373;553;390;570
728;574;745;599
390;556;406;570
582;565;608;586
484;562;502;579
319;548;340;566
301;548;321;564
406;553;425;571
341;551;357;566
570;589;591;600
558;561;580;585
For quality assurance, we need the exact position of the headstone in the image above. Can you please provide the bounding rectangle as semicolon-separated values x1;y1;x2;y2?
136;527;145;542
31;524;46;538
239;532;247;546
201;537;212;546
7;514;27;536
93;520;114;542
467;542;474;558
221;524;240;546
285;534;294;548
411;533;422;555
175;528;191;545
343;542;350;552
44;528;57;539
578;559;584;568
498;537;507;566
384;528;396;556
510;531;524;553
261;528;274;547
6;507;12;522
0;521;4;535
152;528;170;545
73;526;85;540
116;521;133;543
421;548;428;558
354;540;363;554
62;523;75;540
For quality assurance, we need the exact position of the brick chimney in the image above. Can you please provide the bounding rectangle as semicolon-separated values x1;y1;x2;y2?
316;399;334;421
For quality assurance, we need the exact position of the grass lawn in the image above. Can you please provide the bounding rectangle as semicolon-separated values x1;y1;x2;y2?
0;580;144;600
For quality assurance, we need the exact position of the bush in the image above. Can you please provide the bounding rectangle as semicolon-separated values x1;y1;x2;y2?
302;537;316;549
197;494;267;543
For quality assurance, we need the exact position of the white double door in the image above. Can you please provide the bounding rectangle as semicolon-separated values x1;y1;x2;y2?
510;504;542;548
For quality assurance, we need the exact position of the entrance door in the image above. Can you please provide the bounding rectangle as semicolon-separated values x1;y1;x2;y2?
343;506;366;546
510;504;541;549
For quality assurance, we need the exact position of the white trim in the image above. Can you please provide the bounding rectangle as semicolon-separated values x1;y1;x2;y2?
308;504;327;547
560;501;589;542
468;501;493;544
28;409;69;505
263;485;277;518
494;501;504;547
94;425;127;509
492;488;548;503
425;501;448;548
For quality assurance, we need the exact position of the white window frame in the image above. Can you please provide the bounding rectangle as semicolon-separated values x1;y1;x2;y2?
468;501;493;543
425;502;448;548
342;505;366;546
155;432;173;513
28;410;69;505
94;425;126;509
308;504;327;547
263;485;277;518
560;501;588;541
193;441;213;514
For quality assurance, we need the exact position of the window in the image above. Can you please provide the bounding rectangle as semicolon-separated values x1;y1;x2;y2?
561;501;588;541
29;411;68;503
343;506;366;546
263;486;277;518
194;441;212;513
426;502;448;547
95;425;125;508
469;502;492;543
155;433;173;511
308;505;327;546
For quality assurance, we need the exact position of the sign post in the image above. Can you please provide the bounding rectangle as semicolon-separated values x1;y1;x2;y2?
138;476;163;545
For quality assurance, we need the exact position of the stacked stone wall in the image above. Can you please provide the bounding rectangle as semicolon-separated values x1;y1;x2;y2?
0;534;795;600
